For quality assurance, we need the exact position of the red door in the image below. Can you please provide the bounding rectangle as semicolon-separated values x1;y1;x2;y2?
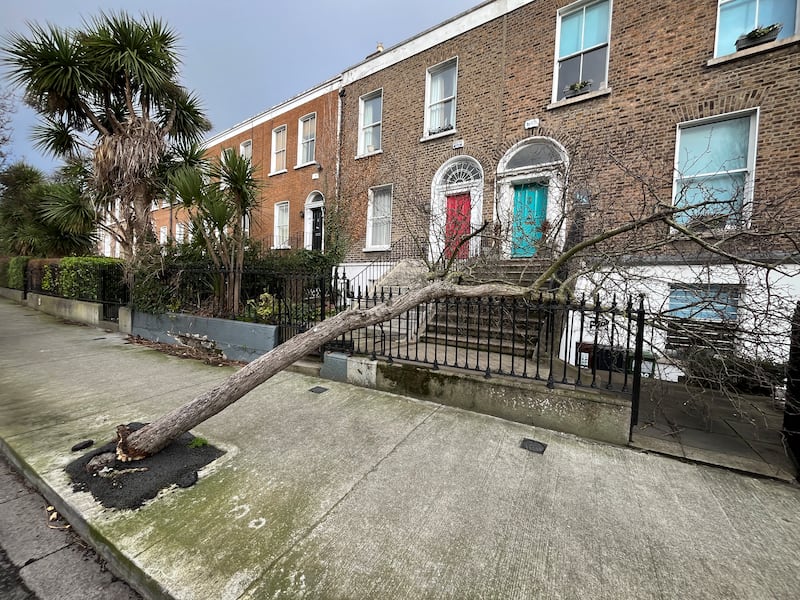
445;193;471;260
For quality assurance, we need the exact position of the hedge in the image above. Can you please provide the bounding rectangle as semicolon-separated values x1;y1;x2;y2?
0;257;9;288
8;257;30;290
57;257;125;301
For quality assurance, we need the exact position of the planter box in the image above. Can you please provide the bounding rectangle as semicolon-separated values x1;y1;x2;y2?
563;86;591;99
736;26;781;51
131;311;279;363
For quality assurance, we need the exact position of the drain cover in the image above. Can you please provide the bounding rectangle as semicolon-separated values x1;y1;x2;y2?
309;386;329;394
520;438;547;454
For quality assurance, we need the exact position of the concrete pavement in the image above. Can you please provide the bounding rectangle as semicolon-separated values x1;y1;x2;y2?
1;297;799;599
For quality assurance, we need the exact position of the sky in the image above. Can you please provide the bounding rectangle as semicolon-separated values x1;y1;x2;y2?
1;0;480;173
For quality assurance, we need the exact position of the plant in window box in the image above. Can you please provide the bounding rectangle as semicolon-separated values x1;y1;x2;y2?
563;80;593;99
428;123;454;136
735;23;782;51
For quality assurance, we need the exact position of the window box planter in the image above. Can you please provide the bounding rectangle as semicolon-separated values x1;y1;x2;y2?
735;23;782;51
563;80;593;99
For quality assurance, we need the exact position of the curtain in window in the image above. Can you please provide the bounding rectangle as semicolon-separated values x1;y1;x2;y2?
273;127;286;171
301;117;316;164
275;203;289;247
370;188;391;247
429;64;455;132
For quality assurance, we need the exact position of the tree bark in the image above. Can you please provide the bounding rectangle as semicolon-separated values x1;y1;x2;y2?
116;279;534;460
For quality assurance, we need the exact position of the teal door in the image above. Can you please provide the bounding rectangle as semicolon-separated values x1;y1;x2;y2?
511;182;547;257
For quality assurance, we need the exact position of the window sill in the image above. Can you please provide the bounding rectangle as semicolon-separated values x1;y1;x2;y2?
420;129;457;143
294;162;317;170
268;169;287;177
356;149;383;160
708;33;800;66
546;87;611;110
271;245;291;250
363;245;390;252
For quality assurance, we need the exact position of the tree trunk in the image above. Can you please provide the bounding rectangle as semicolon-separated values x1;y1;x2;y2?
116;279;534;460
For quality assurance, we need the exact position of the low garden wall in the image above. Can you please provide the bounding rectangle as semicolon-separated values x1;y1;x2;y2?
131;311;279;363
321;352;632;445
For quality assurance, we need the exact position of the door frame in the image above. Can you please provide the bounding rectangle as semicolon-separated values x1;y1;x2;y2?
303;191;324;251
495;137;569;259
429;156;484;263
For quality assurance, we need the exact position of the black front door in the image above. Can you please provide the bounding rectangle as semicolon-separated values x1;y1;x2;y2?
311;207;323;251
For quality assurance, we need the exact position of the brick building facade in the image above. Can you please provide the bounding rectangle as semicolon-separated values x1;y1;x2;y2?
150;77;340;253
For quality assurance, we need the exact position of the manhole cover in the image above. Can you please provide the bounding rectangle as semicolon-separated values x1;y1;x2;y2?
520;438;547;454
309;386;329;394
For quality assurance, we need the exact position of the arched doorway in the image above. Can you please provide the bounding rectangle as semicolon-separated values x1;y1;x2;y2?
430;156;484;262
303;191;324;251
496;138;568;258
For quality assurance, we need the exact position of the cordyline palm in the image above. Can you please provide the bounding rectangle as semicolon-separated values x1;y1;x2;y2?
169;150;259;315
2;12;211;263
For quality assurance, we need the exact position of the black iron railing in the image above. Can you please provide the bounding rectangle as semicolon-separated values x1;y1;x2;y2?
330;287;647;394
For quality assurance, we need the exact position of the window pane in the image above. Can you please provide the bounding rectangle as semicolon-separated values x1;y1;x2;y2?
762;0;797;38
559;10;582;56
669;287;738;320
581;45;607;85
557;55;582;96
718;0;757;54
675;172;746;225
583;1;610;48
678;117;750;176
364;94;382;125
430;65;455;102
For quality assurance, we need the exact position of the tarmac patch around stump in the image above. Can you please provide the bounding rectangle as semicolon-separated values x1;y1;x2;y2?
66;423;224;510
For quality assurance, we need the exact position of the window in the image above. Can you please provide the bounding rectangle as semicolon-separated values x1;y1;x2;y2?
366;185;392;250
666;285;740;355
673;111;757;230
555;0;610;100
240;139;252;161
424;59;457;137
159;225;168;245
274;202;289;248
716;0;797;56
297;114;316;166
359;90;383;155
175;222;186;244
271;126;287;173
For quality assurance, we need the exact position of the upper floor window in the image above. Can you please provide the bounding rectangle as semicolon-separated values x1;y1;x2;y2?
271;125;287;173
175;222;187;244
240;139;252;161
298;113;316;166
716;0;798;56
555;0;610;101
673;111;757;230
366;185;392;250
424;58;457;137
359;89;383;155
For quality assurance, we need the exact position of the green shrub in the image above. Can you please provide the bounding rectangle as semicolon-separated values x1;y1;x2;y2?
8;257;30;290
0;257;9;288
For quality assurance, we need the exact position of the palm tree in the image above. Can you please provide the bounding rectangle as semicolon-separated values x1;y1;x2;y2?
169;150;259;316
2;12;211;263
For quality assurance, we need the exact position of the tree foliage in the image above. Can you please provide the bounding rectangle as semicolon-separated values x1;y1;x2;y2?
2;12;211;262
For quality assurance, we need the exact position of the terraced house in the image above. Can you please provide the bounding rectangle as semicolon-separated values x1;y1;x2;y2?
149;0;799;380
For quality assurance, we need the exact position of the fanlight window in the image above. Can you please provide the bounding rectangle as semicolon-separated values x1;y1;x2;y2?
440;159;482;186
505;141;562;170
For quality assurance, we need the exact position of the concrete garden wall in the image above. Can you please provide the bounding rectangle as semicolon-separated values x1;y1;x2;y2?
131;312;279;363
321;352;632;445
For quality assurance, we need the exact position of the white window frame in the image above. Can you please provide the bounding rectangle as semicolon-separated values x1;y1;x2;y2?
159;225;168;245
296;113;316;168
271;125;287;174
273;201;290;249
358;89;383;156
365;185;392;251
552;0;612;102
422;58;458;140
672;109;759;231
239;139;252;161
715;0;799;57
